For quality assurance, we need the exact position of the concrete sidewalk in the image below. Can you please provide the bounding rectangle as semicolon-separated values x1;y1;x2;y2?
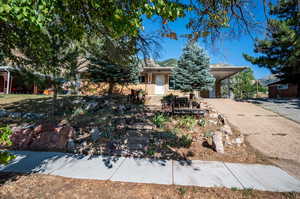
1;151;300;192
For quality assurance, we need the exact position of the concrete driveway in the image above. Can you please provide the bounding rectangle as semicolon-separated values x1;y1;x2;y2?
247;98;300;124
205;99;300;179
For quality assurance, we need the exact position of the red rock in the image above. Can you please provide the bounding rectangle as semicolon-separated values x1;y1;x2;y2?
11;123;75;151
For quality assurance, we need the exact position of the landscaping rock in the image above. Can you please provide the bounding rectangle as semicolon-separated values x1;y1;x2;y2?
117;105;126;113
85;101;98;111
10;127;33;149
9;112;22;118
11;123;75;151
91;127;102;142
224;134;232;145
58;119;69;126
127;123;153;130
234;136;244;146
22;113;38;120
220;125;233;135
21;123;36;130
208;120;218;125
212;131;224;153
218;114;226;125
0;109;8;117
67;139;75;152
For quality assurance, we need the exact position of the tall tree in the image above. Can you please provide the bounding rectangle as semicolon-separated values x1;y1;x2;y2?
231;68;256;99
172;41;215;94
243;0;300;90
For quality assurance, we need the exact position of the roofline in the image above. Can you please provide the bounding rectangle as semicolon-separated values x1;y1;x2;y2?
141;66;247;72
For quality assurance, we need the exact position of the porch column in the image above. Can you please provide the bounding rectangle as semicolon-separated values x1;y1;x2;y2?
33;82;38;94
215;80;221;98
6;70;10;94
147;73;152;94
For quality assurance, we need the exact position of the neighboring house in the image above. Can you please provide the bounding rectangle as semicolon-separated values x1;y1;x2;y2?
267;79;299;98
0;66;50;94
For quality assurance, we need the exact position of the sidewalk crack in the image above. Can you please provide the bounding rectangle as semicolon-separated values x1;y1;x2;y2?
223;162;245;189
108;157;126;180
172;160;174;185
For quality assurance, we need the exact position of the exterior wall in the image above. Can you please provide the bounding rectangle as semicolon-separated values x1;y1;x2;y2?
80;80;147;95
268;83;299;98
81;71;226;98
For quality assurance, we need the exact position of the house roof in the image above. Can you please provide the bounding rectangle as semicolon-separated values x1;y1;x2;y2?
0;66;15;71
140;64;247;81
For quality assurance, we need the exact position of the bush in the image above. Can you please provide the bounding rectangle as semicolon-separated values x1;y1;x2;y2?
152;113;169;128
0;126;13;146
198;118;206;127
176;116;197;130
164;131;192;148
162;94;176;105
0;126;15;165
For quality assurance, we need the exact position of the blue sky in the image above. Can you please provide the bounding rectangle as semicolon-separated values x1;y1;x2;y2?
141;1;272;79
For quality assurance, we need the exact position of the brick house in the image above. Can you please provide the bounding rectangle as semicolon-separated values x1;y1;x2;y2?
267;80;299;98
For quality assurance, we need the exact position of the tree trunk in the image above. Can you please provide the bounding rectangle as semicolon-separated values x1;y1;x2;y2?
297;82;300;98
108;82;115;95
51;83;58;119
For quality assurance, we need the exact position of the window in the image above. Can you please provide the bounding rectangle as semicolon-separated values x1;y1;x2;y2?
169;76;175;89
139;75;145;83
277;84;288;90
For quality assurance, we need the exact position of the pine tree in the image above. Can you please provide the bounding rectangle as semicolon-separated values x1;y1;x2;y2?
172;41;215;94
87;60;140;95
243;0;300;85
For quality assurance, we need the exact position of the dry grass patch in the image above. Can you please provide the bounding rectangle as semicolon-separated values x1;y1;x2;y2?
0;173;299;199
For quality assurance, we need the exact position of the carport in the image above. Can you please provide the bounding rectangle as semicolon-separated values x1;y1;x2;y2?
209;64;246;98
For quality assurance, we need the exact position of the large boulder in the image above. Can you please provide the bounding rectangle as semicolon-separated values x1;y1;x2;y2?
212;131;224;153
10;123;75;151
10;127;33;149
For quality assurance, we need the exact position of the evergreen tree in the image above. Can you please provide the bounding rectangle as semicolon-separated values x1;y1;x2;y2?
172;42;215;94
243;0;300;87
87;61;140;95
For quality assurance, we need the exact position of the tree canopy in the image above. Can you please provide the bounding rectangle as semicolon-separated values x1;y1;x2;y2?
243;0;300;84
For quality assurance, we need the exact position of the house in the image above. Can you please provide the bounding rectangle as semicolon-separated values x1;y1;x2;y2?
267;79;299;98
0;66;50;94
138;61;246;98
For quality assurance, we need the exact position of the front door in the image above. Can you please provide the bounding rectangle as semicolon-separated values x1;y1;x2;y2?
155;74;165;95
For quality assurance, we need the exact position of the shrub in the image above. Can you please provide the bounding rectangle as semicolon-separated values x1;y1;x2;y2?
0;126;13;146
198;118;206;127
165;132;192;148
178;134;193;148
152;113;168;128
162;94;176;105
176;116;197;130
0;126;16;165
0;151;16;165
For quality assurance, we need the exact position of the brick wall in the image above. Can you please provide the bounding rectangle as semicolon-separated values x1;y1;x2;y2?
268;83;299;98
